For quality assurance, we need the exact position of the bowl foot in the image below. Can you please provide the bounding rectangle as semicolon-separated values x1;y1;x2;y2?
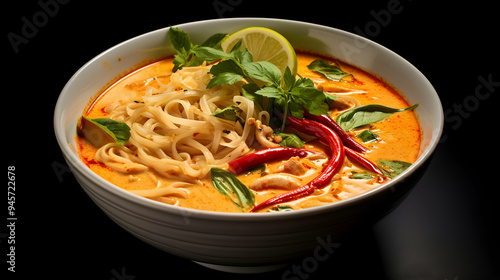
193;260;288;274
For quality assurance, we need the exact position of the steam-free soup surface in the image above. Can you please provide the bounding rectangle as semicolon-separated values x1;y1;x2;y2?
77;51;421;213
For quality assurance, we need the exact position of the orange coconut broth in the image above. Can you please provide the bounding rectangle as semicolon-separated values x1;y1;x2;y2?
77;51;421;213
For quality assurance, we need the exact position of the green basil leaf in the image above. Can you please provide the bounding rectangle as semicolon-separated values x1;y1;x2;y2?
207;72;244;88
193;46;233;61
209;59;245;76
273;132;305;148
200;33;227;48
283;66;296;91
294;75;316;88
350;171;376;179
206;59;246;88
290;87;329;116
307;59;351;81
255;86;283;99
172;48;188;72
228;39;244;53
377;160;412;178
169;28;227;71
210;168;255;211
247;164;266;175
168;27;194;72
324;92;338;105
270;205;293;212
357;130;380;143
82;116;131;145
168;27;192;54
187;56;207;68
243;61;282;87
287;99;305;119
241;83;264;109
168;29;342;134
336;103;418;131
211;105;243;122
233;47;253;65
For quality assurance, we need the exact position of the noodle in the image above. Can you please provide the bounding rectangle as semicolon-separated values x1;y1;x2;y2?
129;182;191;198
95;64;257;180
79;51;422;212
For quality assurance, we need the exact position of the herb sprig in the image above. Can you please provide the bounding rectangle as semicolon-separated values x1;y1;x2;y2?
307;59;352;81
168;27;336;131
168;27;227;72
210;167;255;211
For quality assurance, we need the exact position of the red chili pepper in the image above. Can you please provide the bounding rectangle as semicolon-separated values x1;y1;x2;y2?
303;111;385;177
344;147;384;176
251;116;345;212
228;147;311;175
303;110;368;153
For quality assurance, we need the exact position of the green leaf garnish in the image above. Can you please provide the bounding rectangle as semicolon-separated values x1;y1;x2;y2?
377;160;412;178
210;168;255;211
307;59;351;81
211;105;244;123
247;164;266;175
357;130;380;143
200;33;228;48
273;132;305;148
349;171;376;179
192;46;233;61
289;85;329;117
336;104;418;131
168;27;227;72
207;71;244;88
169;28;336;132
244;61;282;87
81;116;131;145
255;86;282;99
270;205;293;212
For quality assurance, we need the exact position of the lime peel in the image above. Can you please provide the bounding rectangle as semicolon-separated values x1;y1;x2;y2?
221;27;297;76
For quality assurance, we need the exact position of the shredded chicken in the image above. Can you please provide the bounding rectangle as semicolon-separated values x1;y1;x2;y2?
329;96;361;112
248;174;302;191
247;118;281;148
317;83;352;93
276;157;307;175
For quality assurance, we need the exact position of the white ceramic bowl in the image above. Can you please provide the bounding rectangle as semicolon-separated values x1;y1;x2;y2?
54;18;443;273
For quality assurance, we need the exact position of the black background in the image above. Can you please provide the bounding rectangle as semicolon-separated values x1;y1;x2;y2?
4;0;499;279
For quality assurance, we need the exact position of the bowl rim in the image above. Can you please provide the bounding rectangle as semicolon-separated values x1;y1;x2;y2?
54;17;443;221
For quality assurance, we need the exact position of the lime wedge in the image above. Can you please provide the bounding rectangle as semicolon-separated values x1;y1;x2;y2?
221;27;297;76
